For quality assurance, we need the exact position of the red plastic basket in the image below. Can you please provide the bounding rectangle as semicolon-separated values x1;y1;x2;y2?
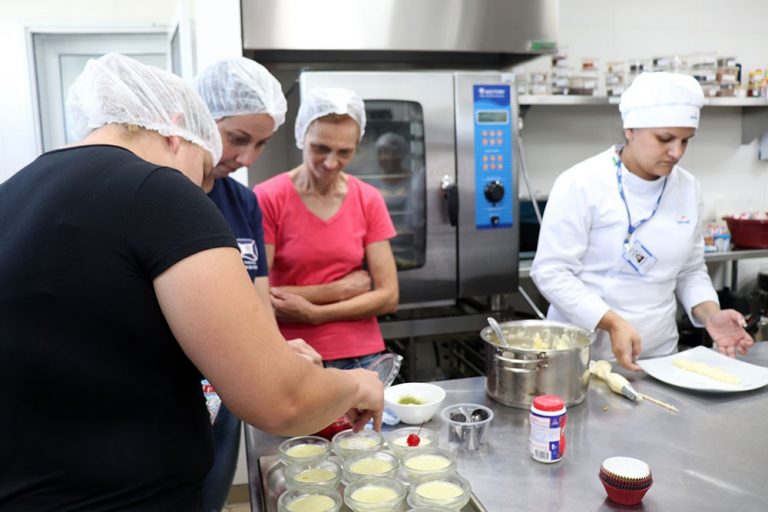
723;216;768;249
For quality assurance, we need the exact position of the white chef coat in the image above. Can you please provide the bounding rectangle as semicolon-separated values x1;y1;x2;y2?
530;146;718;361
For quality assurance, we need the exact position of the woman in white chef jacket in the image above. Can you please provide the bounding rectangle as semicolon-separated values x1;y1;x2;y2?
530;72;753;371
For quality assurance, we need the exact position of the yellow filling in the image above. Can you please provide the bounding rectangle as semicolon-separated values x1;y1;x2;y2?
405;454;450;472
350;486;398;503
349;458;393;475
285;494;335;512
416;480;463;499
294;468;336;483
531;332;572;350
338;436;378;450
672;359;742;384
286;444;326;459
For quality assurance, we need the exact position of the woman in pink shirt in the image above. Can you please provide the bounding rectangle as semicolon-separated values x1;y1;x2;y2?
255;88;399;369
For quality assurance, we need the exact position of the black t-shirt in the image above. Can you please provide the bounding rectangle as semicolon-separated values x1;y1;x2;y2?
0;145;237;511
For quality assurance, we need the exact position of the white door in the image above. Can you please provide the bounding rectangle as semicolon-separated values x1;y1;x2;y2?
33;32;169;152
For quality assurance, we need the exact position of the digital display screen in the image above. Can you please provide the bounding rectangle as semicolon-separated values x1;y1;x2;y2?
476;110;508;124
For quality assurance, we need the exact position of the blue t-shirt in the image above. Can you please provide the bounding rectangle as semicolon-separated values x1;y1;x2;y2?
208;177;268;280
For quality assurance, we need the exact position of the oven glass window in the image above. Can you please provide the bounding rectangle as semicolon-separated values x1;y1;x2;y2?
347;100;426;271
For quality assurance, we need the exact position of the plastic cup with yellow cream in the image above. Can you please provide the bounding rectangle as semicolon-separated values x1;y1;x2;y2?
284;459;342;489
331;429;384;459
401;449;456;481
408;473;472;509
278;436;331;466
277;485;342;512
384;426;439;458
343;476;407;512
343;451;399;482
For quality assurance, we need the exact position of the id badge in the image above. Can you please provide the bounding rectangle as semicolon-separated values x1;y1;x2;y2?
623;239;657;275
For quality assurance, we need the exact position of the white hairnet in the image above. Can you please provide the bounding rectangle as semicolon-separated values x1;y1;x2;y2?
620;72;704;129
294;87;366;149
66;53;222;164
193;57;287;131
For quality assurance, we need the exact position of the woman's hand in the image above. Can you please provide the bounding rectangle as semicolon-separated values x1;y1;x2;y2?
598;310;642;371
270;288;320;324
336;270;372;300
342;368;384;432
704;309;754;357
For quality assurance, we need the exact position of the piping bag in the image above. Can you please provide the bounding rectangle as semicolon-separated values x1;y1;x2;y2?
589;360;640;400
589;360;679;412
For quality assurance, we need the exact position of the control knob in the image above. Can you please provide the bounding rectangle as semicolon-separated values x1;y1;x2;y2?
484;180;505;203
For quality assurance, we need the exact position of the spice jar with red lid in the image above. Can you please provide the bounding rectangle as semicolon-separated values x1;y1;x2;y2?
529;394;567;463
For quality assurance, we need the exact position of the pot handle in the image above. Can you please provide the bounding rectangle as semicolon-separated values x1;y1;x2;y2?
494;352;549;368
499;365;537;374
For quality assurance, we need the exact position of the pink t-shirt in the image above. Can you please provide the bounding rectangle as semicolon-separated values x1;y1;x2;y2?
254;173;396;360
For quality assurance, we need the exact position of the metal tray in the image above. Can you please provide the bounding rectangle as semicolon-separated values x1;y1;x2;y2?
256;454;487;512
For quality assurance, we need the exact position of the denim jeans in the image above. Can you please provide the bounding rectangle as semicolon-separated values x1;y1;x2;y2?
201;404;241;512
324;352;384;370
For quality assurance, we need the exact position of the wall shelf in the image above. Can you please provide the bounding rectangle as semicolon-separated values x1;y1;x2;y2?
519;94;768;107
518;95;618;105
518;95;768;159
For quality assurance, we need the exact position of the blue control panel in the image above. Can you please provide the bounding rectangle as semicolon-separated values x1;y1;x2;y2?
472;85;514;229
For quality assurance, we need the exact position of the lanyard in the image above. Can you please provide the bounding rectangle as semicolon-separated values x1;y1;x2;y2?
612;154;667;250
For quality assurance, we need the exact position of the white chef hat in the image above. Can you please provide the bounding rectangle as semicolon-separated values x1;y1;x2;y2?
294;87;366;149
67;53;222;163
619;72;705;129
193;57;287;131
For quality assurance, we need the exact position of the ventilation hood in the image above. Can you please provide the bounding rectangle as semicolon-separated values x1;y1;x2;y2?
241;0;558;69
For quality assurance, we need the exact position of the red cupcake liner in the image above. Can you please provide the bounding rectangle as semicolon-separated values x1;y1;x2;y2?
601;479;651;506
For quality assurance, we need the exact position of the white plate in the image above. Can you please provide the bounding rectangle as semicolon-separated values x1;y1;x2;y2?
637;346;768;392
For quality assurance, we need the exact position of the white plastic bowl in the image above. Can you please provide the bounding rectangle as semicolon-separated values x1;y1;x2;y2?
384;383;446;425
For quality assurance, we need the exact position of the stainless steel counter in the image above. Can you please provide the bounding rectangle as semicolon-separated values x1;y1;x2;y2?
704;248;768;290
245;343;768;511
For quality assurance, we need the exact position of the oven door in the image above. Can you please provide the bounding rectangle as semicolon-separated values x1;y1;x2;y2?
299;71;456;306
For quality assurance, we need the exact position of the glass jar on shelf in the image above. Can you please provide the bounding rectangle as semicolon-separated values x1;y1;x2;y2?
568;75;598;96
627;59;649;85
700;82;721;98
689;52;717;84
527;71;550;95
604;61;625;97
716;66;740;86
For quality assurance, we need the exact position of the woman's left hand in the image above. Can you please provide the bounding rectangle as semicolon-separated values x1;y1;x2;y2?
704;309;754;357
270;287;320;324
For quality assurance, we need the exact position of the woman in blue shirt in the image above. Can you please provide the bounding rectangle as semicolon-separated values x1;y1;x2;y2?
193;57;321;511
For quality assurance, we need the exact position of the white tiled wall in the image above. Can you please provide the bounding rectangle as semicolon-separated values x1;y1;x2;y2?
517;0;768;290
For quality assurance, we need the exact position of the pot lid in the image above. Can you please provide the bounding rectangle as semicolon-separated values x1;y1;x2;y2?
365;353;403;388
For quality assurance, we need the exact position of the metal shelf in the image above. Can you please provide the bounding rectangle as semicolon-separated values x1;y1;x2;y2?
518;95;616;105
518;95;768;159
704;97;768;107
518;95;768;107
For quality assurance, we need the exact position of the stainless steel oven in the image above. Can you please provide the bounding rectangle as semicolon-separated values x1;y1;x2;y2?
297;71;520;307
240;0;558;309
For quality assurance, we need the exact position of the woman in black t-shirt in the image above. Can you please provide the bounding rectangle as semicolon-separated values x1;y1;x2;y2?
0;53;384;512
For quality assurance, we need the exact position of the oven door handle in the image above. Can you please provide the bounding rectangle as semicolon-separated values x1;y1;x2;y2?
441;175;458;227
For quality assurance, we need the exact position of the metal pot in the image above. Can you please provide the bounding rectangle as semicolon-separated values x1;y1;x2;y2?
480;320;595;408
